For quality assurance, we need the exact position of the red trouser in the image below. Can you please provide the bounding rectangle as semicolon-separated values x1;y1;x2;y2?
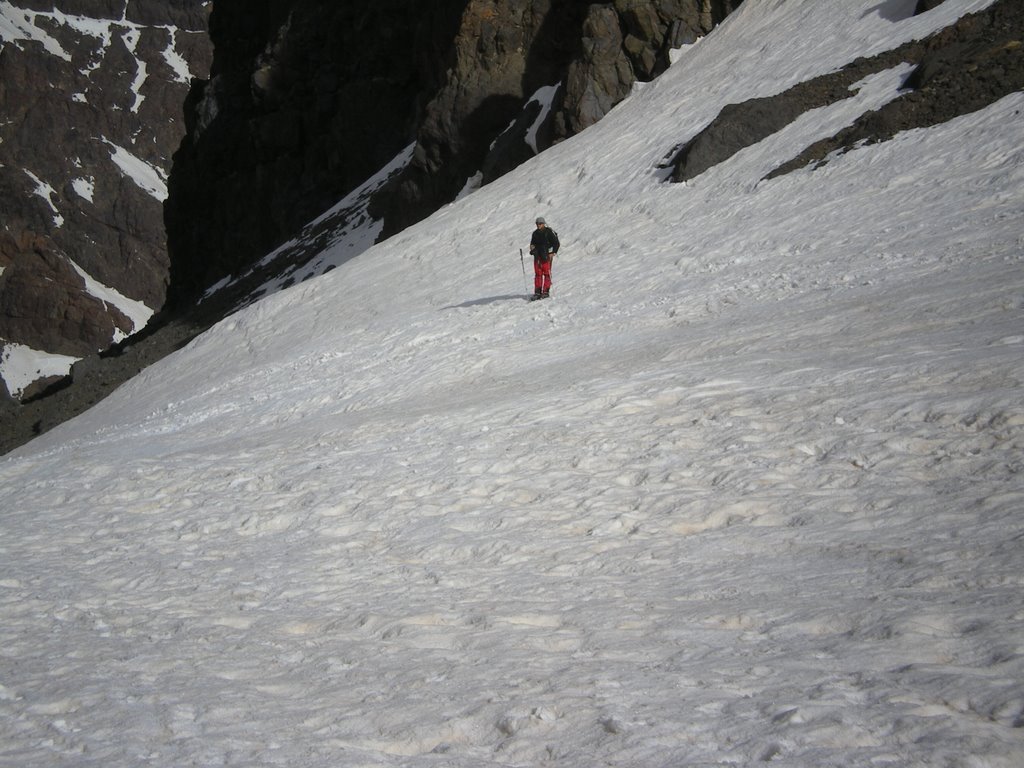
534;257;552;293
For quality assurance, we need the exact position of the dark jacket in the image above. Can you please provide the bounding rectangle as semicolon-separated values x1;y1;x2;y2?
530;227;559;262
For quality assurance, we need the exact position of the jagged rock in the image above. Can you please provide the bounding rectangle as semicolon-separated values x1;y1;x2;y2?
164;0;465;307
378;0;742;237
0;229;131;357
560;5;633;137
369;0;582;237
0;0;212;396
559;0;708;138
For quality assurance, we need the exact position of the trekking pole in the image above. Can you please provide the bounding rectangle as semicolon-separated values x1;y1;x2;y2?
520;248;528;294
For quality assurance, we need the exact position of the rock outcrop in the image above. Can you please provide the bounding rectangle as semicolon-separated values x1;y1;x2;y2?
0;0;212;397
163;1;467;308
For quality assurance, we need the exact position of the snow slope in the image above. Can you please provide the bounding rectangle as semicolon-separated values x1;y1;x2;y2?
2;1;1023;765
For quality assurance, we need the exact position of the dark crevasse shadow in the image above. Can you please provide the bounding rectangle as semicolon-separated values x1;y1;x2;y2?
443;294;527;309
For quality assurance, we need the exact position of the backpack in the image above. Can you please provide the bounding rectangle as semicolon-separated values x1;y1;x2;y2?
548;228;560;254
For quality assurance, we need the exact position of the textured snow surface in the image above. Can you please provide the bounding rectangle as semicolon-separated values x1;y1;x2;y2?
1;1;1022;766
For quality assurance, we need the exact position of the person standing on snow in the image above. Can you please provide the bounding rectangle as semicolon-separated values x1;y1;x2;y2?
529;216;559;299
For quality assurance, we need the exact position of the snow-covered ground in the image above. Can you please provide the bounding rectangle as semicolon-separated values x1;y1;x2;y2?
2;1;1023;765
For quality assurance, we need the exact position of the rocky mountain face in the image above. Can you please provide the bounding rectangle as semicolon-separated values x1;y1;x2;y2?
0;0;212;398
161;1;461;307
164;0;742;308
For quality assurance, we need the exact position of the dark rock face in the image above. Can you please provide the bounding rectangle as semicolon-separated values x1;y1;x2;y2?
368;0;572;236
0;231;130;358
557;0;734;137
377;0;743;236
0;0;212;393
163;0;466;308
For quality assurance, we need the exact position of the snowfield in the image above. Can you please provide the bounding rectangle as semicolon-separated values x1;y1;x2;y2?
2;1;1023;765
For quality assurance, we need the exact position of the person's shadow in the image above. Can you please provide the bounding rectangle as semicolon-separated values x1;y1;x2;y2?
862;0;917;22
442;294;527;309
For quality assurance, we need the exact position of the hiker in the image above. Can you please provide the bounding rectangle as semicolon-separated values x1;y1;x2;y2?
529;216;559;299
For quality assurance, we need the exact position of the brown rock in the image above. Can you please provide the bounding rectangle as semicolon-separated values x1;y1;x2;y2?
0;0;211;394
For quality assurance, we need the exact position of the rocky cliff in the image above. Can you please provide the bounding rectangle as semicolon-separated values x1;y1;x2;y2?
163;0;466;307
376;0;742;235
0;0;212;399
